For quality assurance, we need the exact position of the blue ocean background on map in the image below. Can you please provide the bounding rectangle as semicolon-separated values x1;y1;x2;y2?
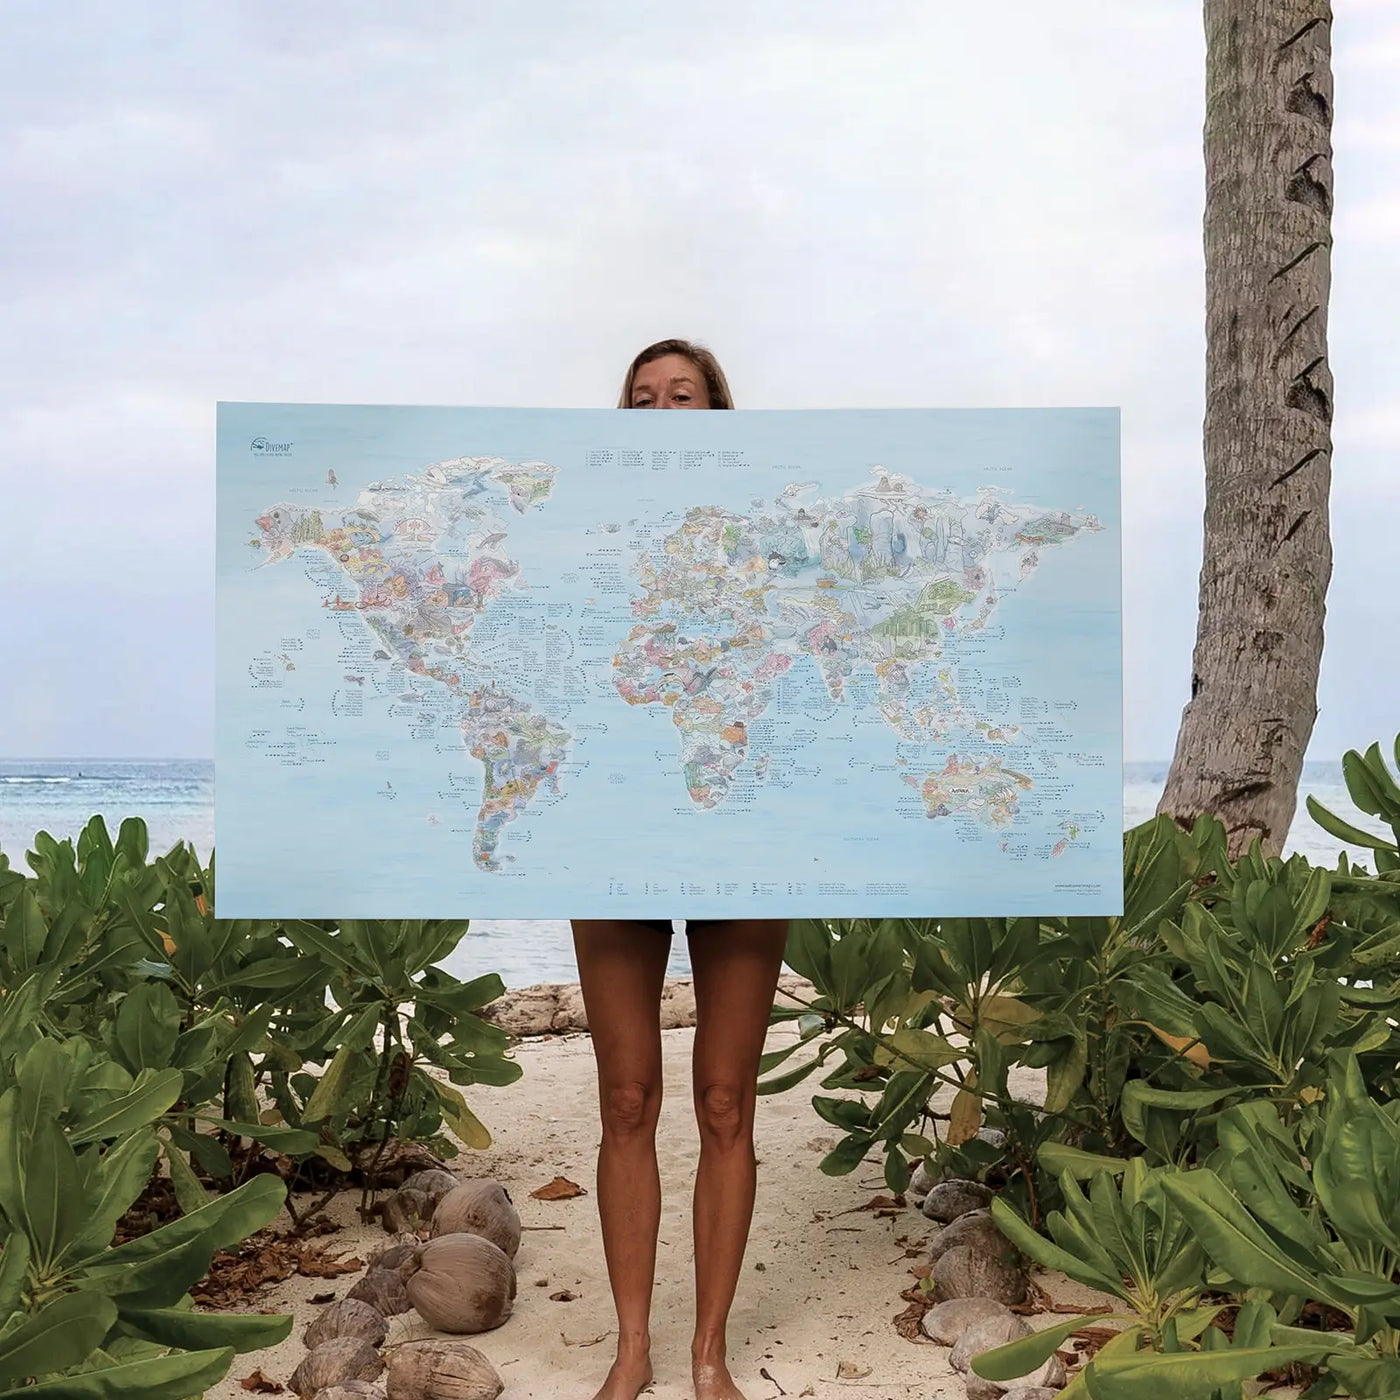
216;405;1122;919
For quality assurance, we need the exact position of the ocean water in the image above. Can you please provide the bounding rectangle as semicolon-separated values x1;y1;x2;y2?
0;758;1390;987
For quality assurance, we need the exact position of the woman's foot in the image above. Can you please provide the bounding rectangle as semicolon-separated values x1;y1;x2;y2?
692;1348;746;1400
591;1346;654;1400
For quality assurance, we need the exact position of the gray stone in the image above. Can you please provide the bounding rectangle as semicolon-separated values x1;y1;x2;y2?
965;1357;1066;1400
949;1313;1031;1373
931;1243;1029;1306
927;1210;1010;1266
922;1179;995;1223
909;1160;939;1200
922;1296;1015;1346
975;1128;1007;1150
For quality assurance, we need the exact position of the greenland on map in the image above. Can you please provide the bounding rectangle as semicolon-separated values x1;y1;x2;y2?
216;405;1122;918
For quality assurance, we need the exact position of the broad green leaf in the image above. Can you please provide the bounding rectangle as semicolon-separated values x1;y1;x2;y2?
1307;795;1396;851
302;1041;360;1123
972;1312;1126;1383
0;974;47;1061
0;1098;84;1271
0;1344;235;1400
121;1304;292;1353
68;1132;160;1261
80;1171;285;1271
282;920;374;977
784;919;833;988
1037;1144;1127;1178
818;1134;874;1176
223;1052;259;1125
200;1118;319;1155
1344;751;1390;818
112;984;180;1074
114;817;149;867
161;1138;209;1215
0;1291;116;1388
1326;1352;1400;1399
314;1145;353;1172
1160;1170;1330;1303
0;1236;31;1319
756;1052;825;1096
1121;1081;1234;1148
1361;742;1400;812
68;1070;183;1146
165;1124;232;1182
990;1196;1124;1298
1089;1342;1337;1399
7;889;48;974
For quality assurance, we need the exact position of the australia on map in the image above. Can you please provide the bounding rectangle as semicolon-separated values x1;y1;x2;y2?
216;405;1122;919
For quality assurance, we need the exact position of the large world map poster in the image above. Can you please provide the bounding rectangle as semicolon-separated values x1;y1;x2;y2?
216;405;1122;918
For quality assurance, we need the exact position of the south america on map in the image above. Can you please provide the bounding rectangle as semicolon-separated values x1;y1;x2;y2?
216;405;1121;918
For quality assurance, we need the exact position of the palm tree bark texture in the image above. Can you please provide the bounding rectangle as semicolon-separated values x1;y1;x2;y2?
1158;2;1334;858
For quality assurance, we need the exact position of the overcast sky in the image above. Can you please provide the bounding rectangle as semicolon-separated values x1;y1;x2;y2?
1;0;1396;763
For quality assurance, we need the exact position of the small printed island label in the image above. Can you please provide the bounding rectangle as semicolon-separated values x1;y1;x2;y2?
217;404;1122;918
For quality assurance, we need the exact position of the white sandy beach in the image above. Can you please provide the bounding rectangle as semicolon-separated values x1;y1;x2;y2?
209;989;1092;1400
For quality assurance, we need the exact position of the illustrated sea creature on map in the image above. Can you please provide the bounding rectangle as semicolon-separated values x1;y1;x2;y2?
252;456;569;868
613;471;1100;825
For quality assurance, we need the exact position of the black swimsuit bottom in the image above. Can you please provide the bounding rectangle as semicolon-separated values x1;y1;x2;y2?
638;919;723;936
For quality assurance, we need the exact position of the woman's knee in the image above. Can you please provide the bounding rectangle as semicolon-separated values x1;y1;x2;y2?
601;1077;661;1138
694;1080;752;1149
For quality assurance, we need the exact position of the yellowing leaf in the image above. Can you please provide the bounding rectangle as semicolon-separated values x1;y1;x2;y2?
948;1081;982;1146
437;1082;492;1149
882;1027;962;1072
1146;1023;1213;1068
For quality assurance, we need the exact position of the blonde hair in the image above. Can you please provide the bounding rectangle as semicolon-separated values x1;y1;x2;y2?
617;338;734;409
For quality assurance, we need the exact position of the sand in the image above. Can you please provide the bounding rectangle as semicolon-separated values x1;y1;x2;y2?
208;987;1095;1400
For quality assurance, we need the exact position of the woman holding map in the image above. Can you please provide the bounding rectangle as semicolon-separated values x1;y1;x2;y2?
569;339;790;1400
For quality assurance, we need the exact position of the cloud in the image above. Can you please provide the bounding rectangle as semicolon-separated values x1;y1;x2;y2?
0;0;1396;761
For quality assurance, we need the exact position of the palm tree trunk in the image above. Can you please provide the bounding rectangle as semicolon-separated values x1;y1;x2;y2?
1157;1;1334;857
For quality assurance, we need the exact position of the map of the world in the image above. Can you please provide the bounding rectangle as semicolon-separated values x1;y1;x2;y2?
216;405;1121;918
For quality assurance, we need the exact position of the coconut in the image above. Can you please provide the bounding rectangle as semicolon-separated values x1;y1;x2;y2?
310;1385;386;1400
429;1180;521;1260
399;1169;458;1205
367;1234;423;1274
404;1234;516;1334
303;1297;387;1350
383;1188;433;1235
348;1267;413;1317
289;1339;383;1399
385;1340;502;1400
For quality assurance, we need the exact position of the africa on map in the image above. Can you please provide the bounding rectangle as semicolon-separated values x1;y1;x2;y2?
216;405;1121;919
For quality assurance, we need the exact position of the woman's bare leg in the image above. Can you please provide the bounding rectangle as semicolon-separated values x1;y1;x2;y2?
686;919;789;1400
571;919;673;1400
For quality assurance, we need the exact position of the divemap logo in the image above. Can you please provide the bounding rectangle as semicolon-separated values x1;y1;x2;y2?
250;437;294;457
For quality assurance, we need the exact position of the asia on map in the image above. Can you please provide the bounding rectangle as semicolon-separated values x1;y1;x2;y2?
216;405;1121;918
